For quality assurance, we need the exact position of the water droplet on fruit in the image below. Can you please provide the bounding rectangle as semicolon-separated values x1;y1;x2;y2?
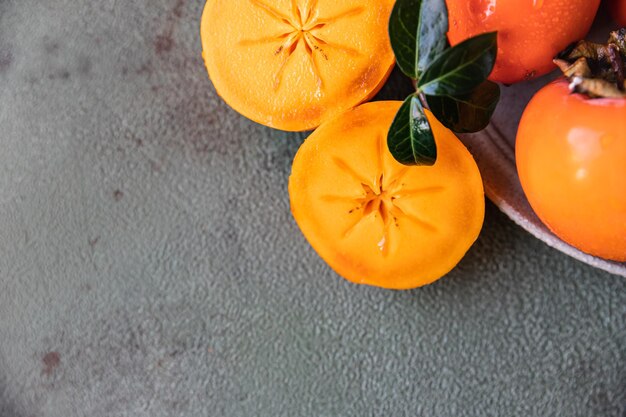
469;0;496;20
532;0;544;10
377;236;386;252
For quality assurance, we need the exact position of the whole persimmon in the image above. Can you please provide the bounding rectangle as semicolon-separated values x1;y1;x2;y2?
516;79;626;261
201;0;395;131
446;0;601;84
289;101;485;289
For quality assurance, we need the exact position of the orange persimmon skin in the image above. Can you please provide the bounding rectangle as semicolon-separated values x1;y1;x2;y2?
516;79;626;261
289;101;485;289
609;0;626;26
446;0;601;84
200;0;395;132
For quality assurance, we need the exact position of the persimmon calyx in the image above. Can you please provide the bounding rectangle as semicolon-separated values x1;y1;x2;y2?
555;28;626;98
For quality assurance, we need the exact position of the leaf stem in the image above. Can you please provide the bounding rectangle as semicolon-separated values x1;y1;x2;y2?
417;92;429;110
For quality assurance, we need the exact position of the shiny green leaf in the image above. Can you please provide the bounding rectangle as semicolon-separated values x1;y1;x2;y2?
387;94;437;166
389;0;449;79
426;81;501;133
416;0;449;77
389;0;421;79
418;32;498;96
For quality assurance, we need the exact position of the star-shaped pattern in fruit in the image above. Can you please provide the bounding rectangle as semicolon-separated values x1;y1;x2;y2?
322;135;444;257
240;0;364;91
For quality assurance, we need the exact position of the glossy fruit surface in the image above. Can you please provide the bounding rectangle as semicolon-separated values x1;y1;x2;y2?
516;79;626;261
609;0;626;26
289;101;485;289
446;0;601;84
201;0;395;131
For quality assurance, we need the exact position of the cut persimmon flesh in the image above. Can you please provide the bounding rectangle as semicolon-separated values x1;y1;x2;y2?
200;0;395;132
289;101;485;289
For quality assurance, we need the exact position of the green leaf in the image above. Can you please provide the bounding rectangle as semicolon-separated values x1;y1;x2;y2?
418;32;498;96
387;94;437;166
389;0;421;79
389;0;449;80
426;81;501;133
417;0;449;77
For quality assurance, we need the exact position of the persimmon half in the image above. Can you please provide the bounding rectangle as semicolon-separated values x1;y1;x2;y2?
446;0;601;84
200;0;395;132
516;79;626;261
289;101;485;289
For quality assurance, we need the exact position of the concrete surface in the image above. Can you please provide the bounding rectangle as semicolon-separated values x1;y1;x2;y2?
0;1;624;416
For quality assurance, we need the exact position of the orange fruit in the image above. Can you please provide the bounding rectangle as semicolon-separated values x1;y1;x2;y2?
289;101;485;289
516;79;626;261
446;0;601;84
201;0;395;131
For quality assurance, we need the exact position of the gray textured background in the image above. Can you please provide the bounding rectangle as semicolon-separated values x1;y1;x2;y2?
0;1;624;416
